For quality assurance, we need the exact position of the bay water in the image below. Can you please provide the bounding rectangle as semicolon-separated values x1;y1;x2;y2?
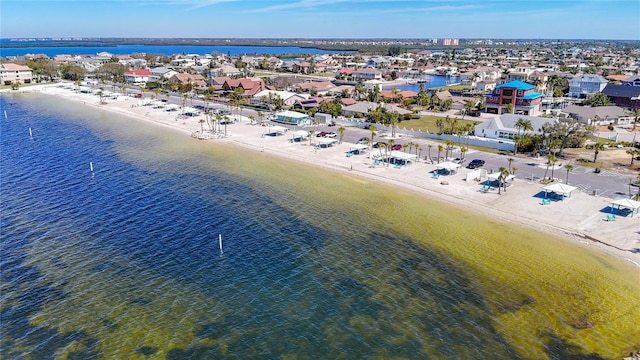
1;93;639;359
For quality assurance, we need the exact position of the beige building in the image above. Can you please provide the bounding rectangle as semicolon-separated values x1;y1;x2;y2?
1;63;33;85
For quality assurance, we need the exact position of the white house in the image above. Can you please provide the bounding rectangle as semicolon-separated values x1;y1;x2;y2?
474;113;557;141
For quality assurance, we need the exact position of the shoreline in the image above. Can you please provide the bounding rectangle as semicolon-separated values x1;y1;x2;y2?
5;84;639;267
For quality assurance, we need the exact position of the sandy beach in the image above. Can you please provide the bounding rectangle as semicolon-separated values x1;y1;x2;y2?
8;84;640;266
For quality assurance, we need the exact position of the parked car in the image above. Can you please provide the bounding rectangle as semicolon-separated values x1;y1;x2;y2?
391;144;402;150
373;142;387;148
134;93;142;98
316;131;328;137
467;159;485;169
324;132;337;138
357;137;369;145
452;157;465;164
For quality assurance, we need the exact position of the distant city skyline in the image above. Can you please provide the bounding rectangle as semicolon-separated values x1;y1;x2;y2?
1;0;639;41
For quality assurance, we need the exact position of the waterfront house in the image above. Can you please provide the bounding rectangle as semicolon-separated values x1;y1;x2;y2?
485;80;544;116
0;63;32;85
568;74;608;99
474;113;557;141
352;68;383;82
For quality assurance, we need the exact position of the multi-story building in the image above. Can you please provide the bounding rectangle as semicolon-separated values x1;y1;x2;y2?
0;63;33;85
485;80;544;116
568;74;608;98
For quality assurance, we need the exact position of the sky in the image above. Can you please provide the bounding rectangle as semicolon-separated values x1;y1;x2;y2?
1;0;639;40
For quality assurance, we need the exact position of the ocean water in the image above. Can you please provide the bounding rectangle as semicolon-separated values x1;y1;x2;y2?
1;93;639;359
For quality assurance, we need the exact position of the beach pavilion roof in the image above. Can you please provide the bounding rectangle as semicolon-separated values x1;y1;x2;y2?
436;161;461;173
291;130;309;138
487;172;515;182
266;125;288;135
318;138;338;145
610;198;640;217
543;183;577;201
349;144;368;151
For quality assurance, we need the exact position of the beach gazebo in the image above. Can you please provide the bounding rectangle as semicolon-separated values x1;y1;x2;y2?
388;150;417;166
264;125;288;137
436;161;461;175
610;198;640;217
347;144;368;156
316;138;338;148
542;183;577;201
290;130;309;142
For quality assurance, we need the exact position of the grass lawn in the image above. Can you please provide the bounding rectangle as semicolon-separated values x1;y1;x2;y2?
398;115;480;133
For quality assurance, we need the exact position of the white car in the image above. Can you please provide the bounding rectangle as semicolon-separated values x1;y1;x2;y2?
324;132;337;138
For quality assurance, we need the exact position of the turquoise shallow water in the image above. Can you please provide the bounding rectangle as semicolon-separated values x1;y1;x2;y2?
1;93;639;359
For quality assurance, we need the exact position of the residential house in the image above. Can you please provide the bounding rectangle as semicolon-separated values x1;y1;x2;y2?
568;74;608;98
474;114;557;141
602;84;640;110
561;105;631;126
206;76;231;90
222;78;268;97
485;80;544;116
124;68;152;85
505;62;535;82
292;62;312;74
380;90;417;103
150;67;177;81
295;80;336;95
168;73;207;88
352;68;383;82
0;63;33;85
341;101;411;117
252;90;309;108
622;75;640;87
209;64;242;77
270;75;306;91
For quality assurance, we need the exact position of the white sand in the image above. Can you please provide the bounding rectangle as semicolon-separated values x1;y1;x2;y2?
8;84;640;266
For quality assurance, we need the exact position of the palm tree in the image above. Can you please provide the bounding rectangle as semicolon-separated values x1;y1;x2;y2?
337;126;346;144
627;148;640;166
627;108;640;131
497;167;509;194
507;157;514;173
548;154;558;181
460;146;467;160
437;145;443;164
444;140;455;160
504;103;514;114
592;143;605;164
514;118;533;155
368;125;378;158
308;130;315;146
417;146;423;160
427;144;433;163
564;164;574;185
198;118;205;133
